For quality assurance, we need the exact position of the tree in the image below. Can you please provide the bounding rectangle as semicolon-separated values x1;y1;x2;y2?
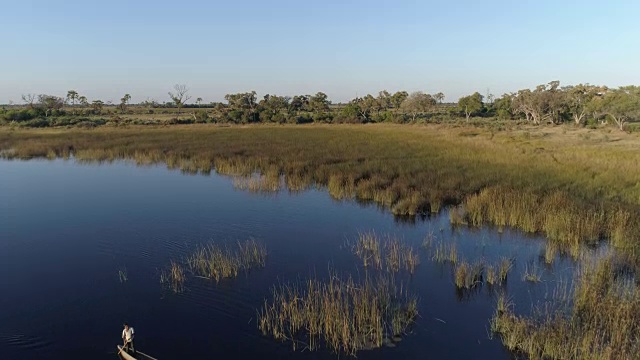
78;96;88;107
563;84;600;125
21;94;37;109
512;81;564;125
196;97;203;107
259;94;290;123
119;94;131;113
377;90;392;111
598;86;640;131
66;90;79;107
37;94;64;117
168;84;192;115
308;92;330;113
91;100;104;115
458;92;484;121
434;92;445;104
289;95;309;113
225;91;258;123
400;92;436;121
391;91;409;109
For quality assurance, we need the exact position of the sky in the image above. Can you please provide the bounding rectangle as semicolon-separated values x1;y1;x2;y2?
2;0;639;104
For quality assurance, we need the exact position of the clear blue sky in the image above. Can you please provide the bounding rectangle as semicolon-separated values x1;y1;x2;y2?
3;0;639;104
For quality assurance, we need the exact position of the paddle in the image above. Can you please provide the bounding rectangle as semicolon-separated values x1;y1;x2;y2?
117;340;129;356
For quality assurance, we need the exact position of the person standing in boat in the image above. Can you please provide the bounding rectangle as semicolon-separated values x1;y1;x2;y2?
122;323;135;355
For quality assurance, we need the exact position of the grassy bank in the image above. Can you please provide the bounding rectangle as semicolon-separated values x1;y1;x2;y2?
1;124;639;256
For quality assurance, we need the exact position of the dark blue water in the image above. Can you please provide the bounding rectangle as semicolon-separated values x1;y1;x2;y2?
0;159;576;359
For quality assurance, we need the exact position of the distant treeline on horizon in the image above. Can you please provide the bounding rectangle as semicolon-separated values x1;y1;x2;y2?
2;81;639;130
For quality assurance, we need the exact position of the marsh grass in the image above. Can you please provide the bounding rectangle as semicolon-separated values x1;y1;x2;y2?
2;125;638;260
257;272;418;356
186;239;267;282
429;241;458;264
351;233;419;274
160;260;186;293
492;254;640;359
523;262;543;283
454;260;484;289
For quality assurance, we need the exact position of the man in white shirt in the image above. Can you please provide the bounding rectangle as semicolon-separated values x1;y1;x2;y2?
122;323;135;355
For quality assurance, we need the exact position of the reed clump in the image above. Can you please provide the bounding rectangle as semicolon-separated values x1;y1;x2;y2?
429;241;458;264
454;260;484;289
523;262;543;282
160;260;186;293
257;272;418;356
186;239;267;282
351;233;419;274
492;255;640;359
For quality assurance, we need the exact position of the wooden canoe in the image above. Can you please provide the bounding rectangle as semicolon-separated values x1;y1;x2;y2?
117;345;158;360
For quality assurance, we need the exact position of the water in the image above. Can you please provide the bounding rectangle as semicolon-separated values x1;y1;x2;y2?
0;159;576;359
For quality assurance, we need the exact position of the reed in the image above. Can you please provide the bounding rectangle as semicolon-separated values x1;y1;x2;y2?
430;241;458;264
351;231;382;269
186;239;267;282
523;262;542;283
454;260;484;289
257;272;418;356
492;254;640;359
160;260;186;293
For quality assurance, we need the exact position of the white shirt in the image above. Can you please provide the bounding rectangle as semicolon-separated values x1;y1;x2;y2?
122;327;135;342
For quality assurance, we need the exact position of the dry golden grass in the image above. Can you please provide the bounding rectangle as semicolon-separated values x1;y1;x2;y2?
186;239;267;282
160;260;186;293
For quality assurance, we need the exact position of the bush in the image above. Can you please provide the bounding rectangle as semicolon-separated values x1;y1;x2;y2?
2;109;39;122
19;118;51;128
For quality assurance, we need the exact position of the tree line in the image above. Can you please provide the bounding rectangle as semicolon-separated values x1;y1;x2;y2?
2;82;639;130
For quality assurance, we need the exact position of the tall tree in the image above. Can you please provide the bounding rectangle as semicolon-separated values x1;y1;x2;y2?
458;92;484;121
119;94;131;113
377;90;392;111
391;91;409;109
400;92;436;121
434;92;445;104
37;95;64;117
21;94;37;109
168;84;191;115
78;96;88;107
66;90;79;107
564;84;600;125
308;92;330;113
91;100;104;115
196;97;203;107
598;86;640;131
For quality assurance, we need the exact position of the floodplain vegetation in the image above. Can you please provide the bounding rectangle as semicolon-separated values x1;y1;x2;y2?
160;239;267;293
350;232;419;274
257;272;418;356
1;119;640;358
492;252;640;360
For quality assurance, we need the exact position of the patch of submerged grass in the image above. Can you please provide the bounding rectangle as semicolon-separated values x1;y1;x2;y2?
351;231;382;269
257;272;418;356
186;239;267;282
429;241;458;264
492;254;640;359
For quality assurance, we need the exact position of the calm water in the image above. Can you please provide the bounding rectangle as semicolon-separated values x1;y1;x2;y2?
0;159;576;359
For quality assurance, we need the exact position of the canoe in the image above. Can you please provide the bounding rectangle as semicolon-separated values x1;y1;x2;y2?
117;345;158;360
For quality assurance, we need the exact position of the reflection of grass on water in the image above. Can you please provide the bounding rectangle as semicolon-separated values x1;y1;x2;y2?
492;253;640;359
258;272;418;356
